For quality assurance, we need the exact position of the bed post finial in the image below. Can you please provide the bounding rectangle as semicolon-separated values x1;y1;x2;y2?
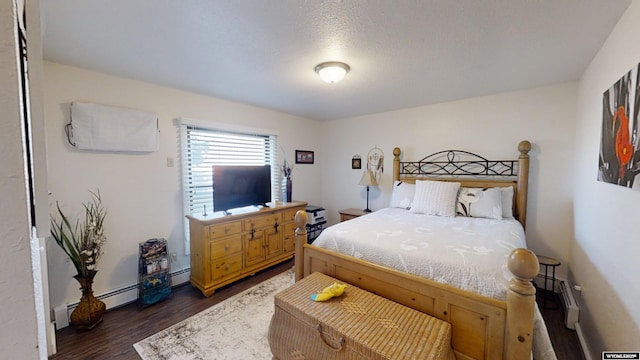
518;140;531;155
505;248;538;359
508;248;539;294
294;210;308;282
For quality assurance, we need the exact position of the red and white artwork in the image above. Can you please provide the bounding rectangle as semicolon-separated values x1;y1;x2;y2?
599;64;640;189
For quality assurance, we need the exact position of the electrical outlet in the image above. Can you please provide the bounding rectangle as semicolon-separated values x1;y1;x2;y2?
170;252;178;262
166;157;174;167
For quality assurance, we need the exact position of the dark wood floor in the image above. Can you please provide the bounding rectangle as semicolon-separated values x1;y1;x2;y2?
49;259;584;359
49;261;292;360
536;292;585;360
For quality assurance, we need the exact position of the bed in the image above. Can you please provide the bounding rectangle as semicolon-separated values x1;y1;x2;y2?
293;141;555;360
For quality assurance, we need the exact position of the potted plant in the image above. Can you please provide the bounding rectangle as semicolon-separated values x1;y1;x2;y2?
281;147;294;202
50;190;107;330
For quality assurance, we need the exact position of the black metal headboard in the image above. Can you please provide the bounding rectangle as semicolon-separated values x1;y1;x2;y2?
397;149;519;178
392;141;532;228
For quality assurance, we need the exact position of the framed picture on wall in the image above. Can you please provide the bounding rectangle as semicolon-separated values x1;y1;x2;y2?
295;150;314;164
352;156;361;169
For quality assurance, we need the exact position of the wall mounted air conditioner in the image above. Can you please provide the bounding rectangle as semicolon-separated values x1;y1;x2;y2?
67;102;159;152
560;280;580;330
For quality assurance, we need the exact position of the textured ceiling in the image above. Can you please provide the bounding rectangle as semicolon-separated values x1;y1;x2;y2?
41;0;631;121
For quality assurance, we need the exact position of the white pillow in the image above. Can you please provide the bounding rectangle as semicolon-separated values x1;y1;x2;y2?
389;181;416;209
500;187;514;219
410;180;461;217
456;187;503;220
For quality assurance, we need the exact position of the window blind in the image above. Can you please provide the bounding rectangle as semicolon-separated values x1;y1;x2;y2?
180;124;280;252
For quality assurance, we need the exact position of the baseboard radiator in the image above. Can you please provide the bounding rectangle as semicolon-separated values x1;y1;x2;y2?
559;280;580;329
56;268;190;329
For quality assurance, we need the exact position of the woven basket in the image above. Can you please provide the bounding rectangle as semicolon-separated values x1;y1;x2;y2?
268;272;455;360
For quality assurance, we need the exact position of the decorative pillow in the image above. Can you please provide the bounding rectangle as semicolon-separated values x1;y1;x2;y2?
500;187;514;219
410;180;461;217
456;187;503;220
389;181;416;209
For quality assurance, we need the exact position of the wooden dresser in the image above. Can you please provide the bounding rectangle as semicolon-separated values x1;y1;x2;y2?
186;201;306;296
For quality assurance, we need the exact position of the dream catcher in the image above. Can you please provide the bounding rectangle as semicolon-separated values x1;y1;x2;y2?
367;146;384;181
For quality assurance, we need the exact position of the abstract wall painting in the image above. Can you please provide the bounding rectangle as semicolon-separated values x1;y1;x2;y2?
599;63;640;189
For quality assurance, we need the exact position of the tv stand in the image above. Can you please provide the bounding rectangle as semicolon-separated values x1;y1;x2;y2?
186;201;307;296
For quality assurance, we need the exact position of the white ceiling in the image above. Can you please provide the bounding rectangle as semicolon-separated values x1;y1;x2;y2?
41;0;631;121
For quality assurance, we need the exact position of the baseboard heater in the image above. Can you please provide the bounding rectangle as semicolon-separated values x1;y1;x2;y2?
559;280;580;329
57;267;191;329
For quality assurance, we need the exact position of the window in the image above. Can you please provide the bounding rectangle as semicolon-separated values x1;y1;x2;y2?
180;122;280;251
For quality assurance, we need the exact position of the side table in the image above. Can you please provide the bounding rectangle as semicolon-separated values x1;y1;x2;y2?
537;255;561;309
339;208;368;222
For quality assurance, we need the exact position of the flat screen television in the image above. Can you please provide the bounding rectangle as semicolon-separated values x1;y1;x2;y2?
212;165;271;213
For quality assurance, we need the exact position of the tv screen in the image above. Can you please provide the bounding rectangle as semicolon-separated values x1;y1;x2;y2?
212;165;271;213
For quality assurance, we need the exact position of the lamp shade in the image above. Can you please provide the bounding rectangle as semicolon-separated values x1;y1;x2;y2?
358;170;378;187
315;62;350;83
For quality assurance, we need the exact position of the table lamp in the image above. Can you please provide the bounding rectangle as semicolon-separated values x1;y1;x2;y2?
358;170;378;212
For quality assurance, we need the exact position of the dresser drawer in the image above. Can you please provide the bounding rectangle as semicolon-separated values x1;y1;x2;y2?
283;207;303;223
283;222;297;252
244;213;283;230
209;221;242;239
283;221;297;238
211;253;242;280
210;237;242;260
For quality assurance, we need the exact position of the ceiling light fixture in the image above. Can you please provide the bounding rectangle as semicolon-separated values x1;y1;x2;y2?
314;61;350;84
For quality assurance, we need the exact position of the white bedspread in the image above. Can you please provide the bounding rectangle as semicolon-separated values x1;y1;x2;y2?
312;207;557;360
314;207;525;299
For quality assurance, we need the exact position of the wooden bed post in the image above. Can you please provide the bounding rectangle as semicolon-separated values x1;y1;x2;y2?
505;248;539;359
294;210;308;282
393;147;401;181
516;140;531;229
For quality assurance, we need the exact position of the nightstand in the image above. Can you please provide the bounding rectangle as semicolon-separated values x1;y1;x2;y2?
339;208;369;222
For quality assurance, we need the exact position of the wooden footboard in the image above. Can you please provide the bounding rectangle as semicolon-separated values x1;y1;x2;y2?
294;211;538;360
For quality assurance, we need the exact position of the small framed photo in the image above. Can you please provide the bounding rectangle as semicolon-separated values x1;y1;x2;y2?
352;157;361;169
295;150;314;164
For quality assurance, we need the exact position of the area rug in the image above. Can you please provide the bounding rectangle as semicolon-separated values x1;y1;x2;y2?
134;269;294;360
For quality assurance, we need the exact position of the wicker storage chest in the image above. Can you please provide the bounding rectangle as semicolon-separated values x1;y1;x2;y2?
268;272;455;360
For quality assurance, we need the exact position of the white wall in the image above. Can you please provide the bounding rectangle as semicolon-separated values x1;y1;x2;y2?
0;1;40;358
43;62;322;311
320;82;578;279
572;0;640;356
